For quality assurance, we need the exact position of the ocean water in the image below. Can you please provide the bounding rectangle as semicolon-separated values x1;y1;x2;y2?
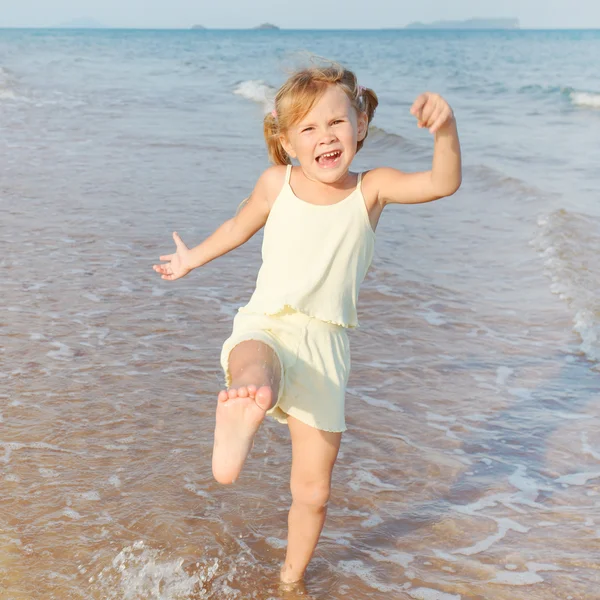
1;28;599;599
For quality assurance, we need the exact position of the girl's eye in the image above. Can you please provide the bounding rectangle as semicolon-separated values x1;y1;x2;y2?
302;127;314;133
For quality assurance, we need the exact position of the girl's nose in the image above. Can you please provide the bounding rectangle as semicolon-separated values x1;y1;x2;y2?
319;127;337;143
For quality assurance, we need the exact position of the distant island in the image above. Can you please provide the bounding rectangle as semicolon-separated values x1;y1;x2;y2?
53;17;107;29
253;23;279;30
405;18;520;30
191;24;206;30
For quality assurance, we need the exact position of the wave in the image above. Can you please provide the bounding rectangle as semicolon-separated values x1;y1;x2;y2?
465;164;546;199
569;91;600;109
517;84;600;109
0;66;18;100
233;79;276;113
0;66;34;102
366;125;408;151
533;209;600;363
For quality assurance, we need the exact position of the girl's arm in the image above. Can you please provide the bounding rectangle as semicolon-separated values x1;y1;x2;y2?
153;166;282;281
371;93;462;206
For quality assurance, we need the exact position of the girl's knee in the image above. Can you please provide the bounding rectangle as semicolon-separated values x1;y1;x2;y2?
291;478;331;509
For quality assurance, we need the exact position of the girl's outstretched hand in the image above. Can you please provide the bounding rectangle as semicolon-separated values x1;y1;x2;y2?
410;92;455;134
153;232;192;281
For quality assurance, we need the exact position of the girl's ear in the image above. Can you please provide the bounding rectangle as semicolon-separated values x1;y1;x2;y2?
280;135;297;159
357;111;369;142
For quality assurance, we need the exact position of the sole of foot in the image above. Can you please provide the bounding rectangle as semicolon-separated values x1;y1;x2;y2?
212;384;273;484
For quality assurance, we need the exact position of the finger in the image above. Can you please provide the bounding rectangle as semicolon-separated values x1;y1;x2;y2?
173;231;187;250
430;112;449;133
159;254;174;262
425;106;444;130
430;107;452;133
420;101;438;127
154;264;173;275
410;93;428;117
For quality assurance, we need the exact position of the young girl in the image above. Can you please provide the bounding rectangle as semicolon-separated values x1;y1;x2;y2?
153;63;461;585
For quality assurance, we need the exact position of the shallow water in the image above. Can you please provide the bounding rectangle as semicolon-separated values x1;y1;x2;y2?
1;28;600;599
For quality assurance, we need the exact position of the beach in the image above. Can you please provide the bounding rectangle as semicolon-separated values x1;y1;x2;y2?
1;28;599;599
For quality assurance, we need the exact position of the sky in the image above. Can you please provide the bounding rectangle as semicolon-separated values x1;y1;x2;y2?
0;0;599;30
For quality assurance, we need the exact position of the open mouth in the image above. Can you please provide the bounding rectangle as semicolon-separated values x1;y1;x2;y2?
316;150;342;168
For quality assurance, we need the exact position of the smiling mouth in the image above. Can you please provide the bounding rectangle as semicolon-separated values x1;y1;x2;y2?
316;150;342;168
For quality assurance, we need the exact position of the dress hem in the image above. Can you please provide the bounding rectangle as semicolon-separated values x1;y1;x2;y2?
239;302;359;329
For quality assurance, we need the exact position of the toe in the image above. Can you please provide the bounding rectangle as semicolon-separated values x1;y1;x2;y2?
255;386;273;412
218;390;229;403
227;389;238;400
237;386;249;398
247;384;257;397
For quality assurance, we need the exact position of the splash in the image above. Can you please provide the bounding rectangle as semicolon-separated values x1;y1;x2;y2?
93;541;219;600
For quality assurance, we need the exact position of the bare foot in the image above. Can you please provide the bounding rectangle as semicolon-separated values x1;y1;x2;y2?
280;563;305;586
212;384;273;484
278;577;308;597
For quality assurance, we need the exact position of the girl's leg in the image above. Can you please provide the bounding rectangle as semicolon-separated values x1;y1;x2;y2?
280;415;342;584
213;340;281;485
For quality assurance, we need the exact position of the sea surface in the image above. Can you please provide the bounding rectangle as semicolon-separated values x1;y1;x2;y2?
1;28;599;599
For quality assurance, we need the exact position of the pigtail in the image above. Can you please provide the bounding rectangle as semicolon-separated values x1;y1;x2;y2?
356;86;379;152
263;112;291;165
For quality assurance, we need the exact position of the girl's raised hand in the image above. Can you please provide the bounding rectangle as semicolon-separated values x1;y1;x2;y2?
153;232;192;281
410;92;455;134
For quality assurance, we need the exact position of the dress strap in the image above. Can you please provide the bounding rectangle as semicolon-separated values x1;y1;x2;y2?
356;172;363;190
285;164;292;184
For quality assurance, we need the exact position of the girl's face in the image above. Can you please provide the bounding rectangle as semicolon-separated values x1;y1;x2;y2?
281;84;367;185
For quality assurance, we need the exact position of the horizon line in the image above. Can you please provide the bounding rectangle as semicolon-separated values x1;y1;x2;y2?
1;26;600;31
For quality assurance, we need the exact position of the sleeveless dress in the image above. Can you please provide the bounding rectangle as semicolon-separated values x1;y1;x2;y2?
220;165;375;432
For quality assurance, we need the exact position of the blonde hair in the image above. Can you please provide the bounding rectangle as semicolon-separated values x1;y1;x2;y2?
263;63;379;165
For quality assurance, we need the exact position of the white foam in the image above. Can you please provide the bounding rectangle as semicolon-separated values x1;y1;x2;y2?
83;292;101;302
533;209;600;363
418;310;447;326
427;413;457;424
508;388;533;401
508;465;545;502
183;483;209;498
496;366;513;386
492;571;543;585
527;562;563;573
361;514;384;528
364;548;414;568
492;562;562;586
337;560;398;593
95;541;218;599
78;491;101;501
455;518;529;556
428;422;460;440
233;80;276;113
39;468;59;478
409;588;461;599
556;472;600;486
348;387;403;412
570;91;600;108
553;411;593;421
348;469;398;492
464;413;489;422
47;342;75;360
581;432;600;461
